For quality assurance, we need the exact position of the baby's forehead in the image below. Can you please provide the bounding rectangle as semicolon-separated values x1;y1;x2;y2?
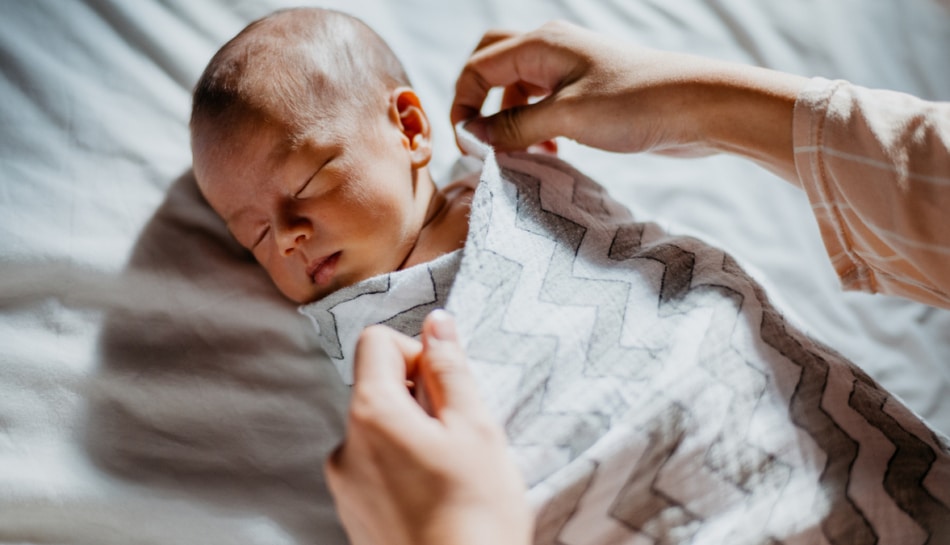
199;108;343;176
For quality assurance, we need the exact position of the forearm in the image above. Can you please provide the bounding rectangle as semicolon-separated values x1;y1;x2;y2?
452;21;810;174
683;61;809;185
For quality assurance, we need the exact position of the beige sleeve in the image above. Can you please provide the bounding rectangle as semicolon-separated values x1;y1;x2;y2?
793;77;950;309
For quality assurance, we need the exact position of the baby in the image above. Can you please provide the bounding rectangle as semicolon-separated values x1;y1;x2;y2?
190;7;475;304
191;9;950;543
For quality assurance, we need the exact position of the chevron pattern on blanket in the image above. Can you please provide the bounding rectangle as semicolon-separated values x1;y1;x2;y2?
300;149;950;545
447;153;950;545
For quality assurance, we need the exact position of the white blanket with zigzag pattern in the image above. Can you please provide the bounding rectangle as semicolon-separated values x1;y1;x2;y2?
300;140;950;544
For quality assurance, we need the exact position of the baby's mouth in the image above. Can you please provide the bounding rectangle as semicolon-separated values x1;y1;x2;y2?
307;252;341;286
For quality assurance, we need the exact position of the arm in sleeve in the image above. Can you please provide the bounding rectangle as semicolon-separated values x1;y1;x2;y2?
793;77;950;309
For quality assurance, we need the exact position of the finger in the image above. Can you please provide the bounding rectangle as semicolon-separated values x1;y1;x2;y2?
500;81;548;111
352;324;422;389
451;38;572;149
472;28;518;54
501;83;529;111
450;29;521;128
451;32;555;127
349;326;434;434
418;310;487;418
452;21;589;128
464;94;562;151
460;77;559;150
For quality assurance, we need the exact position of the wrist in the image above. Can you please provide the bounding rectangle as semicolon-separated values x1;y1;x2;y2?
687;63;808;185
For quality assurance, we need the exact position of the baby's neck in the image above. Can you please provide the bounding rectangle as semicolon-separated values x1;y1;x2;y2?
399;174;477;270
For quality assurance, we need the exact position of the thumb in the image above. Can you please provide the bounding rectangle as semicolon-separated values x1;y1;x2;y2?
465;98;558;152
418;310;484;417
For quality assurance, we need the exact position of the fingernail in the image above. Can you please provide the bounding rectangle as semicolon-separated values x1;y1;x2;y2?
463;118;490;144
427;309;457;342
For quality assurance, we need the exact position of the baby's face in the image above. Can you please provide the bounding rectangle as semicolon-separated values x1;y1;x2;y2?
196;108;433;303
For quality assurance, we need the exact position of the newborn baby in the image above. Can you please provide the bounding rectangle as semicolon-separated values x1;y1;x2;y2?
190;8;950;545
190;7;475;304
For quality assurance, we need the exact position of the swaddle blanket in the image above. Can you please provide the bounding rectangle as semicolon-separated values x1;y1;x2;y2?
300;136;950;544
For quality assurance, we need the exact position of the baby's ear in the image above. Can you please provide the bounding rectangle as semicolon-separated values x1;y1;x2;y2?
391;87;432;168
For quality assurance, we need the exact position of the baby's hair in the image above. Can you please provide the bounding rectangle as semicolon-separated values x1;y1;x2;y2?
190;7;411;149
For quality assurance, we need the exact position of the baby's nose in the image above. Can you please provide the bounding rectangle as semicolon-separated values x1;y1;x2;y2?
276;220;311;256
283;234;307;256
282;233;309;256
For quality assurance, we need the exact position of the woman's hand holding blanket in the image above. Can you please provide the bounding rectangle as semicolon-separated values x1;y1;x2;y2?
324;310;532;545
451;20;808;183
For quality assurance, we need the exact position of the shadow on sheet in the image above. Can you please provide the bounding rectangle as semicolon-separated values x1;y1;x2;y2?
85;170;348;543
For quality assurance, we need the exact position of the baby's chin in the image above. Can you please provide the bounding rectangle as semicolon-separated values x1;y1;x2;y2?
279;254;411;305
280;272;365;305
274;277;337;305
286;282;341;305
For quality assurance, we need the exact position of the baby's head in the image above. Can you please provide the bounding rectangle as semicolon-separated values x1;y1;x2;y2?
191;8;436;303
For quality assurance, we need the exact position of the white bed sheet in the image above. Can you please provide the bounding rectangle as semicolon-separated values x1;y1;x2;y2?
1;0;948;543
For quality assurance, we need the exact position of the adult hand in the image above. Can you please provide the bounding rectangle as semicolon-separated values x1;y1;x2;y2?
451;20;807;182
324;310;532;545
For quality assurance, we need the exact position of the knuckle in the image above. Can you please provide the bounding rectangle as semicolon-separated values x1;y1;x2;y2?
424;356;460;383
347;386;384;428
477;28;514;49
497;107;525;146
425;342;468;376
468;66;493;96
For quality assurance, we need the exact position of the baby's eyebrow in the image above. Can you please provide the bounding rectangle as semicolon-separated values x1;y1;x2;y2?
224;209;251;232
264;141;294;169
224;220;266;250
223;209;258;239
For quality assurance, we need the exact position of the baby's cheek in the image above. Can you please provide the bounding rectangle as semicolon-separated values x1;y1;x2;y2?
259;259;297;300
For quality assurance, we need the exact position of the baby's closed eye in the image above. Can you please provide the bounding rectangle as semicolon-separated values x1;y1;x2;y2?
295;176;316;198
228;223;268;250
294;155;337;199
251;226;270;248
